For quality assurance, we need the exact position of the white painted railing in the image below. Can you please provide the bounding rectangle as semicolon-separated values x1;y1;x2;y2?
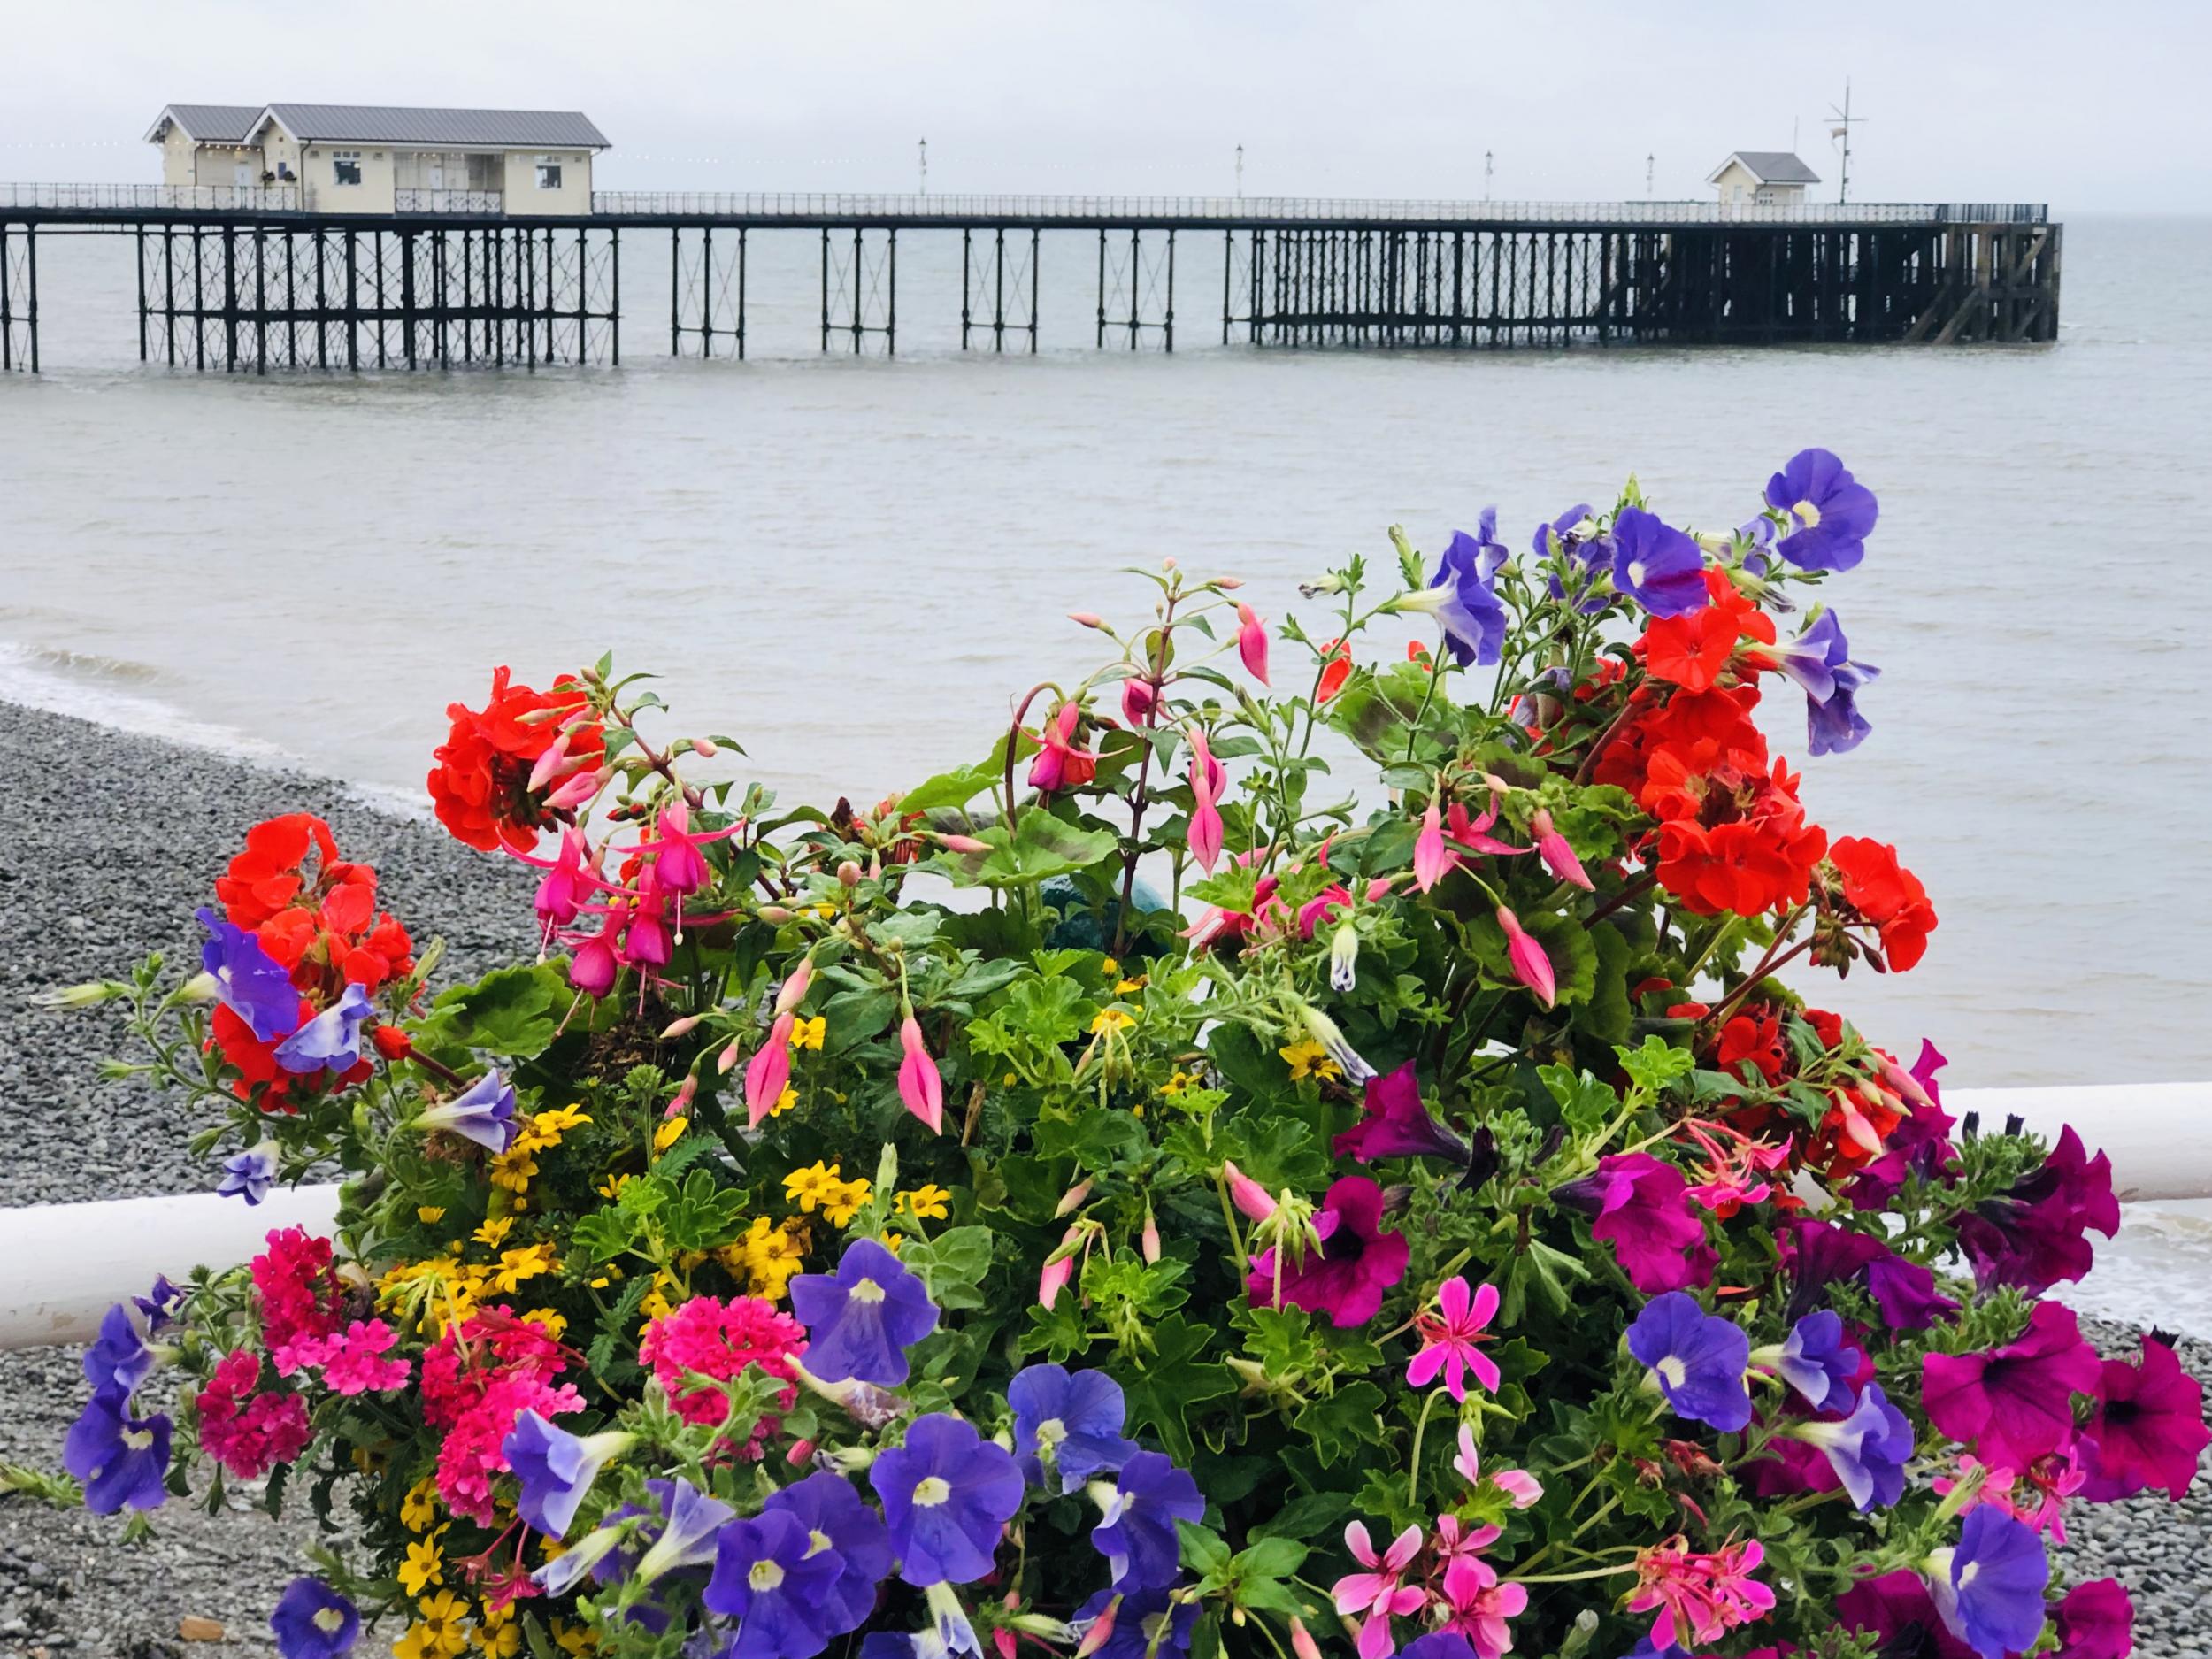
0;1084;2197;1350
394;188;505;214
0;181;302;211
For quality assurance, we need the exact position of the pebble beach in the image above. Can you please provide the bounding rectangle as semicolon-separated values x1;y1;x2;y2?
0;701;2205;1656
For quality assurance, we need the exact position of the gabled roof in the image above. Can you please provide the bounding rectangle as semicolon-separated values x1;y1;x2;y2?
1706;150;1821;187
145;104;265;144
252;104;610;149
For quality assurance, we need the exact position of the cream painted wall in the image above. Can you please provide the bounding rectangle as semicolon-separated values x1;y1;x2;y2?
502;150;594;216
160;127;193;187
1711;160;1809;206
302;144;396;213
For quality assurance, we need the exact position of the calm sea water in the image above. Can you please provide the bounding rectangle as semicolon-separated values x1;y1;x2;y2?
2;216;2207;1118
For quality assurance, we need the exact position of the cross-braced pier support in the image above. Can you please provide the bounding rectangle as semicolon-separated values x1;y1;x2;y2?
0;221;37;372
1096;227;1174;349
671;226;745;357
822;228;895;355
962;228;1039;352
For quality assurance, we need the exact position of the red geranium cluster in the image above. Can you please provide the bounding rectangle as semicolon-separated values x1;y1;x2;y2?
428;666;604;854
1829;836;1939;972
208;813;414;1106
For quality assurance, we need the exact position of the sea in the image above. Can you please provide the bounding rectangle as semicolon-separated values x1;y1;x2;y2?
3;211;2208;1327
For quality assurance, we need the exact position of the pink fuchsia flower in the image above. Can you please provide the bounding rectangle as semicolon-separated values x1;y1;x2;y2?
1028;701;1098;794
2055;1578;2133;1659
531;825;598;938
319;1319;411;1395
1246;1176;1409;1328
2079;1333;2211;1501
1414;798;1451;894
745;1013;796;1127
1445;796;1527;858
1529;809;1593;890
1555;1153;1716;1294
1331;1521;1424;1659
1235;603;1271;686
1627;1535;1777;1652
1186;728;1225;874
1494;906;1555;1008
1039;1225;1082;1310
897;1015;946;1133
649;803;712;896
1922;1299;2101;1474
1333;1061;1467;1164
1120;678;1157;727
1408;1277;1502;1401
1453;1425;1542;1507
568;921;618;996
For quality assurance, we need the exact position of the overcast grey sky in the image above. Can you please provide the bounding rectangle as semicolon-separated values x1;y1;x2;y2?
0;1;2195;212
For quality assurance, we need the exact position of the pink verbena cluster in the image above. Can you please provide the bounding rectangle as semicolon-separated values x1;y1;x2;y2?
250;1226;345;1373
638;1294;806;1443
195;1350;311;1480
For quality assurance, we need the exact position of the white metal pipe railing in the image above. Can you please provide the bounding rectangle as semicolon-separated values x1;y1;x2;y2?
0;181;303;212
0;1085;2197;1352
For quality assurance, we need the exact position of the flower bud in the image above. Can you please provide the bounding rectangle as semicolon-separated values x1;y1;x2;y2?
938;833;991;855
837;860;862;887
1054;1178;1094;1218
1290;1617;1325;1659
1075;1597;1120;1658
757;904;795;923
1068;611;1105;629
1328;919;1360;993
1221;1160;1276;1223
1120;678;1157;727
1215;575;1244;590
32;979;127;1010
690;736;718;757
718;1040;741;1075
1141;1206;1162;1264
659;1013;704;1041
774;959;814;1017
1297;574;1347;598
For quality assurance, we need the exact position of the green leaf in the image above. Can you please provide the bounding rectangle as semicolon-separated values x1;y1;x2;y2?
419;963;571;1057
929;812;1121;889
898;734;1023;813
1185;864;1260;914
1537;1064;1618;1133
1118;1315;1233;1462
1248;1490;1350;1542
1293;1380;1386;1466
1617;1034;1697;1097
1033;1110;1148;1172
901;1225;995;1311
1233;1537;1308;1579
1177;1519;1233;1577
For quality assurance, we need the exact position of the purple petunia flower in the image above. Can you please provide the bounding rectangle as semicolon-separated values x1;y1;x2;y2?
1090;1451;1204;1592
872;1413;1023;1586
1793;1381;1915;1510
196;908;304;1041
62;1392;171;1514
634;1477;737;1584
1426;511;1510;667
1078;1586;1201;1659
1866;1254;1959;1331
1399;1637;1483;1659
502;1410;634;1540
764;1470;893;1635
269;1578;359;1659
1763;611;1880;756
1837;1571;1975;1659
1008;1364;1138;1494
1775;1310;1863;1411
703;1509;846;1659
1922;1299;2101;1474
792;1239;941;1387
82;1294;168;1403
1610;508;1709;618
273;982;373;1075
414;1070;518;1154
2055;1578;2134;1659
217;1139;280;1206
1332;1061;1468;1165
1626;1294;1751;1432
1782;1218;1957;1332
1765;448;1879;572
1930;1508;2049;1659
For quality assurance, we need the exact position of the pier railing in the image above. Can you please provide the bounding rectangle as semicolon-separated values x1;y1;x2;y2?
0;181;301;212
394;188;505;214
588;191;2049;226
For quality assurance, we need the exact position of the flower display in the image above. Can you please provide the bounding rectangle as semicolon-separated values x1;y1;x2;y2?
42;457;2198;1659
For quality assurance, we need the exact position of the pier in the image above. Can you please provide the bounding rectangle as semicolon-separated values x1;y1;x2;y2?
0;187;2060;373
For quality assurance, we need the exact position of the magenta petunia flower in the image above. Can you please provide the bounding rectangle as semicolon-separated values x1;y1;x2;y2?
1956;1126;2120;1296
1333;1062;1467;1165
1407;1277;1502;1401
1555;1154;1714;1294
1922;1301;2101;1473
2054;1578;2133;1659
1246;1176;1409;1328
2078;1334;2211;1502
1837;1570;1976;1659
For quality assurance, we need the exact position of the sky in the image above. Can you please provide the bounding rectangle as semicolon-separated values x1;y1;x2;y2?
0;0;2199;214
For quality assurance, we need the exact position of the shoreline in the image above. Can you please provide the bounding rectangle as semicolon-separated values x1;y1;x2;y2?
0;701;2206;1651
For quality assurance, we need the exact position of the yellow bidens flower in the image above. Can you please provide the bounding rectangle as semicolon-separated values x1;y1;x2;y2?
788;1015;826;1051
895;1184;951;1221
824;1177;872;1227
721;1216;810;1302
398;1532;445;1595
406;1589;471;1658
1279;1039;1342;1082
400;1477;441;1532
494;1244;557;1295
783;1161;844;1212
522;1307;569;1341
639;1266;682;1325
769;1084;797;1118
472;1216;516;1249
653;1116;689;1154
596;1172;633;1202
1089;1007;1135;1035
1162;1070;1197;1098
551;1620;597;1657
487;1147;539;1194
416;1205;448;1225
1115;974;1148;995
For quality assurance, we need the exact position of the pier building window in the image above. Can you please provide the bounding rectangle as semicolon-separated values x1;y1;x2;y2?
332;150;362;187
535;156;563;190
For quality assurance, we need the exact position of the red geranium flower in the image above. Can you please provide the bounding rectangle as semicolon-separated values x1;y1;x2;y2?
1829;836;1939;970
1641;570;1778;693
427;666;603;854
1651;757;1827;918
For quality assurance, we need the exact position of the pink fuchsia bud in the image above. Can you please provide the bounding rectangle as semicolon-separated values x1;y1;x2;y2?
774;958;815;1017
1875;1052;1935;1111
1413;798;1451;894
785;1438;817;1466
757;904;795;923
568;926;618;997
1068;611;1106;629
1186;728;1225;874
1054;1178;1094;1218
546;766;609;810
1289;1617;1325;1659
746;1013;796;1127
659;1012;704;1040
937;833;992;855
837;860;862;887
690;736;718;757
1222;1160;1277;1223
1039;1225;1082;1310
1075;1595;1120;1658
526;726;578;794
897;1016;945;1133
664;1074;698;1119
1530;809;1594;891
1363;876;1394;903
1141;1206;1162;1263
1121;678;1157;727
718;1040;741;1075
994;1632;1018;1659
1235;603;1271;686
1495;906;1556;1009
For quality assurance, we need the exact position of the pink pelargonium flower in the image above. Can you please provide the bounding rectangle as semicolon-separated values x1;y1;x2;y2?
1932;1448;2087;1543
1407;1277;1502;1401
1628;1535;1778;1652
897;1015;945;1133
1332;1522;1425;1659
1494;906;1555;1008
1028;701;1098;794
1438;1555;1530;1659
1529;808;1594;890
1235;602;1271;686
1186;727;1225;874
1454;1425;1542;1507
